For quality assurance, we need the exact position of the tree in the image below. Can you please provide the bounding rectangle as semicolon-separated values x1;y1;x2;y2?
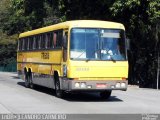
51;0;115;21
110;0;160;88
2;0;47;35
43;0;62;25
0;0;17;71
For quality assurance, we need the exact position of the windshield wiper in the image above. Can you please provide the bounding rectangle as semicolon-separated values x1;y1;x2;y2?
110;55;116;62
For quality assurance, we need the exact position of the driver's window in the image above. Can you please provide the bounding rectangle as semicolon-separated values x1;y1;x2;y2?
63;31;68;62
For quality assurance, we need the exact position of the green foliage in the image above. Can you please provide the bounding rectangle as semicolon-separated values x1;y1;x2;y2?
2;0;46;35
0;0;17;71
57;0;115;21
43;1;61;25
0;0;11;29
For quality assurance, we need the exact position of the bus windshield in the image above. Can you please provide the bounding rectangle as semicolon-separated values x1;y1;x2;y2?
70;28;126;61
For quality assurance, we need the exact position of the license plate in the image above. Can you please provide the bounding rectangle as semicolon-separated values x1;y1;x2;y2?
96;83;107;88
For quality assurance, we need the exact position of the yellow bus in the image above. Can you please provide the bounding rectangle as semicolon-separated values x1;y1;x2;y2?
17;20;128;99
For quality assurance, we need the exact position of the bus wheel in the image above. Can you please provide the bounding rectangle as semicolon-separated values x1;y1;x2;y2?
24;72;30;88
29;73;34;89
100;90;112;99
55;76;64;98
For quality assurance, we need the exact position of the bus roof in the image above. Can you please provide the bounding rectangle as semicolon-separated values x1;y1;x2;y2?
19;20;125;38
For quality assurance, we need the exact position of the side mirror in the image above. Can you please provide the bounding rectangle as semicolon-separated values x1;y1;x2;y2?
126;38;130;50
63;35;67;49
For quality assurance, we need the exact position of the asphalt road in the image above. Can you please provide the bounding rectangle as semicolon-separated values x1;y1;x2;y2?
0;72;160;115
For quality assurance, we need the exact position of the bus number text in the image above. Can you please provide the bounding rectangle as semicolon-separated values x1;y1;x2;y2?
41;52;49;59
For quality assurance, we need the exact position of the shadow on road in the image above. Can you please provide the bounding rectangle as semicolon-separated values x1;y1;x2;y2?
17;82;25;87
17;82;123;102
17;81;55;95
11;76;20;79
62;93;123;102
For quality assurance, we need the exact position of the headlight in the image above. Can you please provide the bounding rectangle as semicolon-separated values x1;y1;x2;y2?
87;85;92;89
116;83;121;88
63;64;67;77
121;83;126;88
75;82;80;88
80;82;86;88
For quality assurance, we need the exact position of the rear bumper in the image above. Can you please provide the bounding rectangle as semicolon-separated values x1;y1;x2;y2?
61;79;128;91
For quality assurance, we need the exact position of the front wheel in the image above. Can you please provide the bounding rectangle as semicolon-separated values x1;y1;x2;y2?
100;91;112;99
55;76;64;98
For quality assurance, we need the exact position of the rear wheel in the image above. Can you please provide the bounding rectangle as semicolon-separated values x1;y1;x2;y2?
55;75;64;98
100;91;112;99
24;72;30;88
29;73;35;89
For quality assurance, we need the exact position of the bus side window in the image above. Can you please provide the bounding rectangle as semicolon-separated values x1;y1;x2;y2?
29;37;33;50
18;39;19;51
22;38;24;50
40;35;42;49
45;33;51;49
40;34;43;49
57;30;63;48
35;35;39;49
34;36;36;49
41;34;45;49
18;39;21;51
53;32;57;48
53;30;62;48
21;39;23;50
33;36;38;50
63;32;68;49
45;33;48;49
38;35;41;49
27;38;30;50
43;34;46;49
32;37;34;49
26;38;28;50
29;36;34;50
63;32;68;62
48;32;53;49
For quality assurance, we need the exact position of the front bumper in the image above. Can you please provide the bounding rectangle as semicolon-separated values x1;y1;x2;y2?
61;79;128;91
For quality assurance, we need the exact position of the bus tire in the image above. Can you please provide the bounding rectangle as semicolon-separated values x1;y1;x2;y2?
55;75;64;98
100;90;112;99
24;72;30;88
29;72;34;89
